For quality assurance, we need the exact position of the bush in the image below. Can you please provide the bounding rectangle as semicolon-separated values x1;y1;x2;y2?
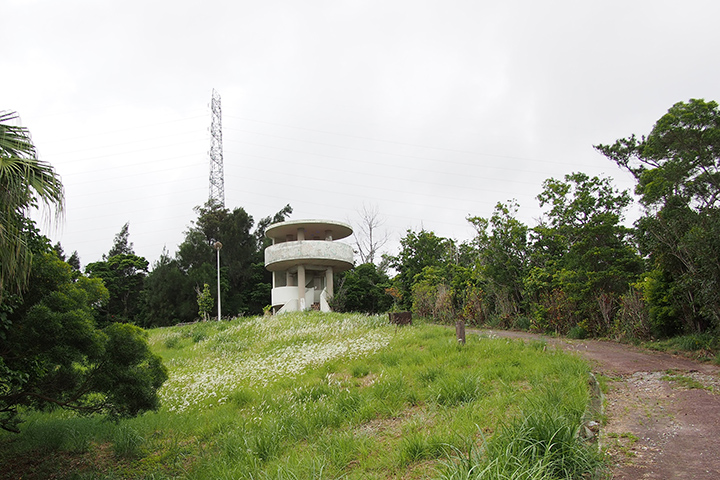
568;323;589;339
411;282;456;323
458;286;485;326
330;263;393;314
668;333;717;352
1;253;167;433
411;282;436;318
612;287;651;341
511;315;532;331
532;289;577;335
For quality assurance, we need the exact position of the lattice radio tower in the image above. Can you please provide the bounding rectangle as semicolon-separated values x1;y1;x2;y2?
208;88;225;207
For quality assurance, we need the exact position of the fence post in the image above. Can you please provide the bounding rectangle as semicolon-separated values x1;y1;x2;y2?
456;320;466;344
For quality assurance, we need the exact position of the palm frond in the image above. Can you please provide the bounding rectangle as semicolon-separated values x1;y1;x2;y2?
0;110;64;297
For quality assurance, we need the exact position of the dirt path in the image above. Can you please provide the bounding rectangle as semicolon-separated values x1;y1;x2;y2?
475;329;720;479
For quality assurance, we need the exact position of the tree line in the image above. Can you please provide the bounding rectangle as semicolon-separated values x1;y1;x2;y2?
332;99;720;341
81;201;292;328
50;98;720;340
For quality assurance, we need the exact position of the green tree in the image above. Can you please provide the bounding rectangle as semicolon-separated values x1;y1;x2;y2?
141;249;195;327
51;242;80;274
596;99;720;334
0;235;166;433
410;266;453;321
527;173;642;334
408;264;482;324
197;283;214;321
177;229;214;271
468;200;529;320
596;99;720;211
254;203;293;249
0;111;64;299
67;250;81;271
177;201;256;317
389;229;457;309
106;221;134;258
143;202;293;324
330;263;392;314
86;224;149;324
86;253;149;324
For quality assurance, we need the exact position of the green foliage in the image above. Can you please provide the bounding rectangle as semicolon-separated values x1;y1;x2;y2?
112;425;144;459
106;221;134;258
646;333;718;359
0;111;64;299
567;322;589;339
380;173;645;339
404;262;485;326
197;283;214;321
596;99;720;211
411;277;440;318
94;323;168;416
389;229;460;309
597;99;720;335
670;333;716;352
410;267;456;323
611;285;651;340
86;251;149;325
142;249;195;327
468;200;529;321
329;263;393;314
142;200;293;325
399;430;448;466
432;372;484;406
527;173;642;335
0;247;167;433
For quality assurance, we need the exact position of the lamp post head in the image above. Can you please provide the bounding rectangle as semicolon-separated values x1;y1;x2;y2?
214;241;223;251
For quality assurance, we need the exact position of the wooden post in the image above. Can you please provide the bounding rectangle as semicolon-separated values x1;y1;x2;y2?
456;320;466;344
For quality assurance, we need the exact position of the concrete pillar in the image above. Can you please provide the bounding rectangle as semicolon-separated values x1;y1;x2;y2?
286;270;292;286
325;266;334;297
297;228;305;241
297;265;306;310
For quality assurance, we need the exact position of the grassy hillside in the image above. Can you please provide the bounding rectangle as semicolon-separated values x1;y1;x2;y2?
0;313;604;479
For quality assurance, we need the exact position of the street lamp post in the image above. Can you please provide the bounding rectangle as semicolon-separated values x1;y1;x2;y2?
214;241;222;321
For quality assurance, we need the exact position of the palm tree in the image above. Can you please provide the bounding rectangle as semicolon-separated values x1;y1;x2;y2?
0;110;64;298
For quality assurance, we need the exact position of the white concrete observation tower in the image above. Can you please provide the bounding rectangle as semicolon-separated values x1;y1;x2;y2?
264;219;354;313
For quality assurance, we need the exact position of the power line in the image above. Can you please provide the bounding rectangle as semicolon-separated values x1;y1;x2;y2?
224;114;600;168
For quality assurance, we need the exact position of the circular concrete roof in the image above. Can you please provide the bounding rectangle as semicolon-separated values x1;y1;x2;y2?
265;219;353;241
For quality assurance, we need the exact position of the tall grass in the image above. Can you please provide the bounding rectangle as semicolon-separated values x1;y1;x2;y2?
437;379;605;479
0;313;605;479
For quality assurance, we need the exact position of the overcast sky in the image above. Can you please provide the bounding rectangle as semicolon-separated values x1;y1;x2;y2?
3;0;719;268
